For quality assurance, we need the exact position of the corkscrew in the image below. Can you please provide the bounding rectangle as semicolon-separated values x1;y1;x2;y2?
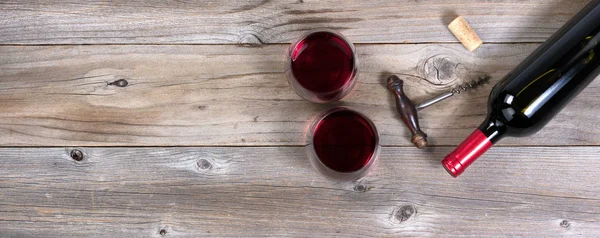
387;75;490;149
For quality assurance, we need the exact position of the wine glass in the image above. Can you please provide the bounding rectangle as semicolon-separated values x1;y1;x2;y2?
285;30;359;103
306;107;380;180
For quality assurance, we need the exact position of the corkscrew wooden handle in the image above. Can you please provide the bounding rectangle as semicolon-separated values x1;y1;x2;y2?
387;75;428;149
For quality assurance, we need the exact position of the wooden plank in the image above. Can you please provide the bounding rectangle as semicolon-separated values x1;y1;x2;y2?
0;0;590;44
2;44;600;147
0;147;598;237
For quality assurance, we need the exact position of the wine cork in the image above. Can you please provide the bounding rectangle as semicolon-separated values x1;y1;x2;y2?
448;16;483;52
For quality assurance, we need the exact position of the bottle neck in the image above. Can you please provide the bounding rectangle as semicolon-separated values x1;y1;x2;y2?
477;117;506;144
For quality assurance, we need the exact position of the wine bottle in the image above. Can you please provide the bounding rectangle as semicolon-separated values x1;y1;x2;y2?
442;0;600;177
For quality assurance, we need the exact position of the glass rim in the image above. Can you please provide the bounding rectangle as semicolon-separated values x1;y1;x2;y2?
305;106;380;180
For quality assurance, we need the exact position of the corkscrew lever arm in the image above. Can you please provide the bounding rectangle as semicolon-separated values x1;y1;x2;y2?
416;92;454;110
416;75;490;110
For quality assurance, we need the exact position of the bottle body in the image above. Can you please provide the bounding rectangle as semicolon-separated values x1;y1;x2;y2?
443;0;600;177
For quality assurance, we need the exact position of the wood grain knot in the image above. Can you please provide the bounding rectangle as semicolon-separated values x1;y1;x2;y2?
108;79;128;87
560;220;571;228
353;184;367;193
158;225;171;236
391;205;417;223
197;159;212;171
422;54;461;85
239;33;265;45
70;149;84;161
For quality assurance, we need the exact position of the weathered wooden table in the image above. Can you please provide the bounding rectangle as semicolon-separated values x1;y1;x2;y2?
1;1;599;237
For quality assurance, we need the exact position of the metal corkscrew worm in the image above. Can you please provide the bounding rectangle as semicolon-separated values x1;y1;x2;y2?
387;75;490;149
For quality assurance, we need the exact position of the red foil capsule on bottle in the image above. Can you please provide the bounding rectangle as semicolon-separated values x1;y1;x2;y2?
442;129;492;177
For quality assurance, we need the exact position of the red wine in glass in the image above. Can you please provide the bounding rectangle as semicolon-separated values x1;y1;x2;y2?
307;107;379;179
286;30;358;103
